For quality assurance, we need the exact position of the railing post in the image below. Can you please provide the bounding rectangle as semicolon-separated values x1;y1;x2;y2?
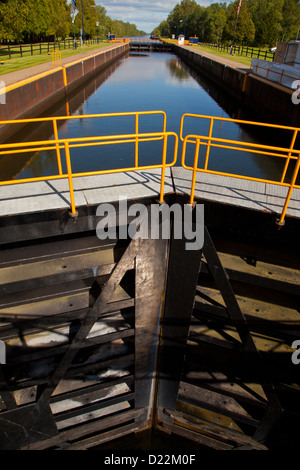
64;141;78;217
281;129;298;183
279;69;284;84
62;66;67;86
278;153;300;226
190;138;201;205
204;118;213;170
159;133;168;204
135;114;139;167
53;119;63;175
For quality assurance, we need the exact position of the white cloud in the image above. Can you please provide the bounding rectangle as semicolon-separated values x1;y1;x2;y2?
95;0;230;34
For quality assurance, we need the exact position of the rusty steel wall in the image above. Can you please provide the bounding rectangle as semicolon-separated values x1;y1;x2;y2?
0;44;129;143
0;186;300;450
0;199;168;450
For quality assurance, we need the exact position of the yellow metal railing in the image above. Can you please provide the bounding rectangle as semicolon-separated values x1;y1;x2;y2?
52;49;62;66
180;113;300;225
0;111;177;216
0;112;299;225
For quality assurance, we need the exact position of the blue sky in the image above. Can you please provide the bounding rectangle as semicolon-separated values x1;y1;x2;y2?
95;1;231;33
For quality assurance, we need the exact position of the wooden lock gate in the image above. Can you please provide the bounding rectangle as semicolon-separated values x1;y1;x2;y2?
0;192;299;451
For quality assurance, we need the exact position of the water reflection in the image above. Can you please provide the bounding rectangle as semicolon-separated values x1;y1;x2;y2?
167;58;190;82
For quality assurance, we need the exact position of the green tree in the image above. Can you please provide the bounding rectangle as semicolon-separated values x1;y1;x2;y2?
0;0;144;43
281;0;300;42
167;0;203;38
151;0;300;46
95;5;109;38
201;3;227;43
22;0;50;41
0;0;29;42
0;0;71;42
74;0;98;40
247;0;285;46
152;21;170;38
48;0;71;39
223;0;255;44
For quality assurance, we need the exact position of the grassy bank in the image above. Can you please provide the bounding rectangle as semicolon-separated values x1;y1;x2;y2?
191;44;253;67
0;42;113;75
163;39;255;67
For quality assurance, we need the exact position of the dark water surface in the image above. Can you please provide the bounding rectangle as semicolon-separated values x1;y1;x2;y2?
2;51;295;183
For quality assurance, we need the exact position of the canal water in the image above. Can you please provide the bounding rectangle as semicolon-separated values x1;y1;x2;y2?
1;50;295;183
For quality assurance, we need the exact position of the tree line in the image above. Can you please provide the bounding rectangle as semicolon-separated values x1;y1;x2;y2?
0;0;146;44
152;0;300;47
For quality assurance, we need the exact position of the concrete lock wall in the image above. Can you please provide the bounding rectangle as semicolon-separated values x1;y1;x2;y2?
0;69;65;122
0;43;129;142
174;45;246;101
243;73;299;124
174;44;300;126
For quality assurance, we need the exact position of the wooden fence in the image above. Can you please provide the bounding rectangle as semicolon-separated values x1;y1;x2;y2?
203;43;275;61
0;38;101;60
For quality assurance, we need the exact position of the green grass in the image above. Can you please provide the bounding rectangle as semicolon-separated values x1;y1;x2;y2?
0;42;112;75
191;44;253;67
163;39;274;68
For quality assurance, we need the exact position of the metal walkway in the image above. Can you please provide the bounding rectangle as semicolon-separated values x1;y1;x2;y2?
0;168;300;221
172;167;300;220
0;169;173;218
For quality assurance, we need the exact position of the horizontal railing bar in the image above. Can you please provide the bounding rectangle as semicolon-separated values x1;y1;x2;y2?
68;162;176;178
0;146;58;155
180;113;300;137
183;134;300;157
0;173;69;185
0;137;165;156
0;131;172;150
186;142;298;161
209;144;298;160
0;110;167;126
0;163;176;187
